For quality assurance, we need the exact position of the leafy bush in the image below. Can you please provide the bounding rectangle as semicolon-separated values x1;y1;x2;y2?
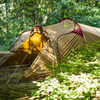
73;5;100;27
30;73;100;100
1;0;100;48
30;41;100;100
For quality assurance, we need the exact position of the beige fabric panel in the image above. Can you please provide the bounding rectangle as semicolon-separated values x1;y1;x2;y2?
79;23;100;43
44;19;79;41
23;40;56;79
58;33;85;59
9;30;31;52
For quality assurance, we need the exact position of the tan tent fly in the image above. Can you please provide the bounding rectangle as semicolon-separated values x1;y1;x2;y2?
1;18;100;80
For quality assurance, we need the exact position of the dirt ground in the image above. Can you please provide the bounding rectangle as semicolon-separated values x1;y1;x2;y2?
0;65;36;100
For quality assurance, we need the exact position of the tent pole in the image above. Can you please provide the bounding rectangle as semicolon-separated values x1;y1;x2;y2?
49;37;58;76
49;37;58;63
82;32;89;49
29;37;31;64
51;41;55;76
52;57;54;76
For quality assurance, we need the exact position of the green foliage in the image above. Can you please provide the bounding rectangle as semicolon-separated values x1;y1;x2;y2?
30;73;100;100
30;41;100;100
73;3;100;27
0;0;100;49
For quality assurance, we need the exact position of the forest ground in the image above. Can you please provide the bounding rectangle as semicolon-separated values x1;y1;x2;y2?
0;53;36;100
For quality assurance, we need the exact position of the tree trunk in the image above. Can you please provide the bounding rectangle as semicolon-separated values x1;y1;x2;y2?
5;0;8;34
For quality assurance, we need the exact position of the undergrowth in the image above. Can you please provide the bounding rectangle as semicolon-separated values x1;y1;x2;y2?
30;41;100;100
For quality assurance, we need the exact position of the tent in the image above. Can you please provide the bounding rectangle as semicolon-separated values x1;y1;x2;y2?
1;18;100;80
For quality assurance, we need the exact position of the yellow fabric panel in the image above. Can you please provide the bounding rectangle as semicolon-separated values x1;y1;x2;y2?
23;41;56;79
3;33;47;66
28;33;47;64
58;33;85;59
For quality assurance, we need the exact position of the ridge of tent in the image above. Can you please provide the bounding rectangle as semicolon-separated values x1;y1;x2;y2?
59;18;83;36
30;26;50;40
59;18;81;29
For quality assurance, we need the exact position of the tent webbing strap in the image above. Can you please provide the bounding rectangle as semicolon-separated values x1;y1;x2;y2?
0;35;28;64
5;33;44;85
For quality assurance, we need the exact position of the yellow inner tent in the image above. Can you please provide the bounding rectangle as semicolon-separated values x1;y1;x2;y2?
3;32;47;66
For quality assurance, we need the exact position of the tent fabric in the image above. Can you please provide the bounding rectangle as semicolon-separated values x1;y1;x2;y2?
24;41;56;79
57;32;84;59
79;23;100;43
44;18;81;41
23;18;100;79
1;18;100;80
22;18;85;79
